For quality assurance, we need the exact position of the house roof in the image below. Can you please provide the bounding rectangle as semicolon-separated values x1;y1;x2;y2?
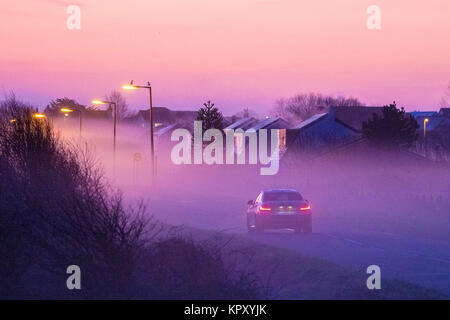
415;115;445;131
410;111;438;118
224;117;258;130
292;113;328;130
138;107;197;123
84;108;111;120
411;109;450;131
221;118;232;128
333;106;383;132
155;123;177;137
249;117;291;131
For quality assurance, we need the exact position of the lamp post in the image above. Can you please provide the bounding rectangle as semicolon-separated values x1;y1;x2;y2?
60;107;82;138
122;81;155;181
33;113;46;119
424;118;430;159
92;99;117;172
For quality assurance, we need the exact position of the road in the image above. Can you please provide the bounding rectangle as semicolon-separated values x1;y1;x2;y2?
245;228;450;295
142;192;450;295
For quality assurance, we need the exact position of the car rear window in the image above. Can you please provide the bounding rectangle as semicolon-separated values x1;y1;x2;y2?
263;191;303;201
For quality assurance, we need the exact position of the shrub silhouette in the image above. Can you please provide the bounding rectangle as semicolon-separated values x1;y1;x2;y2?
196;100;223;131
0;95;260;299
363;102;419;150
138;236;261;299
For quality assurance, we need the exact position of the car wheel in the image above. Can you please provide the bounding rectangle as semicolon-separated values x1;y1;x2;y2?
247;218;255;234
254;218;264;234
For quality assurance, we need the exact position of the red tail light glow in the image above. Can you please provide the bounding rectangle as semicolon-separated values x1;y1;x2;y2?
300;205;311;211
259;205;272;212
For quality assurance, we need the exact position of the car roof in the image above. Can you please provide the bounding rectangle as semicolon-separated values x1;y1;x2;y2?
262;189;300;193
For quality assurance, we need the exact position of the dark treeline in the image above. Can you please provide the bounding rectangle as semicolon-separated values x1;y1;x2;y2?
0;95;260;299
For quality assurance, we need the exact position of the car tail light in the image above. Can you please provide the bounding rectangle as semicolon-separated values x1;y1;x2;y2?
259;205;272;212
300;205;311;211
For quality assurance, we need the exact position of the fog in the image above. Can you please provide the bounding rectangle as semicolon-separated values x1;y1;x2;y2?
59;118;450;232
55;117;450;294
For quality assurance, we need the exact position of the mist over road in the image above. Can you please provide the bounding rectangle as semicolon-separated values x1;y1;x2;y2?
70;123;450;296
143;190;450;295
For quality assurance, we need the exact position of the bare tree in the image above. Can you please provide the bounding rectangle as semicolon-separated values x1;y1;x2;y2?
0;95;263;299
0;95;156;298
272;92;365;123
105;90;129;120
45;97;86;117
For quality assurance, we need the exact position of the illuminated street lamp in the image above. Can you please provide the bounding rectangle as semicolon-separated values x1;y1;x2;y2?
91;99;117;170
121;84;138;90
122;80;155;180
33;113;46;119
60;107;82;138
424;118;429;138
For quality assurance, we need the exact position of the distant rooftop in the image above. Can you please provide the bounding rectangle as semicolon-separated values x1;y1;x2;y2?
138;107;197;123
249;117;291;131
410;111;438;118
155;123;177;137
292;113;327;130
224;117;257;130
332;106;383;132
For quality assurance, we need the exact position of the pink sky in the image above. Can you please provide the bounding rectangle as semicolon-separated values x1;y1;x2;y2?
1;0;449;115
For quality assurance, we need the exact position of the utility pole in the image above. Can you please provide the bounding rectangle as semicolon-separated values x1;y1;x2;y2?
91;99;117;176
122;81;156;182
148;85;155;180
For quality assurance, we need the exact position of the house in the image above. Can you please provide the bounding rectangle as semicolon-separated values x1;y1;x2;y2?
410;108;450;135
154;123;178;138
135;106;233;129
223;117;291;157
313;137;434;166
286;106;383;156
84;108;112;121
45;105;112;121
409;111;438;118
136;107;198;128
246;117;292;153
439;108;450;117
223;117;260;156
224;117;259;131
333;106;383;132
249;117;292;131
411;108;450;160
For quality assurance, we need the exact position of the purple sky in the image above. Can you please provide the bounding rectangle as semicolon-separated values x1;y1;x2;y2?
1;0;449;115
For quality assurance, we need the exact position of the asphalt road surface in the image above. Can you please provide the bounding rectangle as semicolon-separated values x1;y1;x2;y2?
145;193;450;295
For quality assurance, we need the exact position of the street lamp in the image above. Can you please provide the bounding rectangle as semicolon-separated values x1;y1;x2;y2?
60;107;82;138
92;99;117;171
122;80;155;180
424;118;429;138
33;113;46;119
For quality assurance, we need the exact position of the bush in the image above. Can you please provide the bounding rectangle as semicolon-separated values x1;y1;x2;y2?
362;102;419;150
137;236;261;299
0;95;260;299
